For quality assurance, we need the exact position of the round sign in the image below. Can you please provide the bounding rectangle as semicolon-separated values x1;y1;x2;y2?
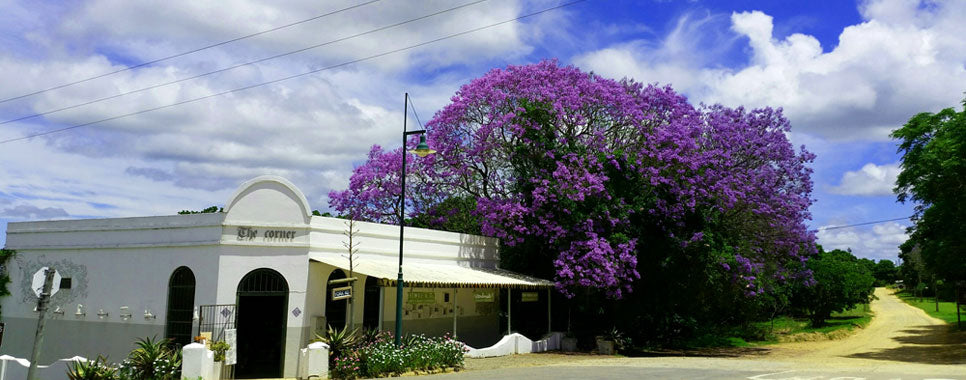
31;267;61;298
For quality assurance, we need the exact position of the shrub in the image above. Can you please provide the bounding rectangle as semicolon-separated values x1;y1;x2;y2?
329;332;467;379
67;356;118;380
315;325;361;368
209;340;230;363
119;336;182;380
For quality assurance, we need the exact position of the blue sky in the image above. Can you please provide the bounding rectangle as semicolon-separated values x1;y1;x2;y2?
2;0;964;262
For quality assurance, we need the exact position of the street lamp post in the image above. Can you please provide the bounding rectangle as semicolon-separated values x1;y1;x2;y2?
396;93;435;346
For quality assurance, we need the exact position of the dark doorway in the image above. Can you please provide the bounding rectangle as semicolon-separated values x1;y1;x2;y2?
165;266;195;348
362;276;381;329
236;268;288;379
325;269;347;330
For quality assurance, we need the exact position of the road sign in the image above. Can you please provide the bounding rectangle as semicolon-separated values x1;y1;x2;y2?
31;267;61;298
332;286;352;300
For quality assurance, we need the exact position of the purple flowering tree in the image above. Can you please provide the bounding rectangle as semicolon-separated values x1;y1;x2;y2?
329;60;816;300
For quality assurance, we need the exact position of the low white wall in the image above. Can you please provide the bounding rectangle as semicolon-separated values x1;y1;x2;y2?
464;332;564;358
0;355;85;380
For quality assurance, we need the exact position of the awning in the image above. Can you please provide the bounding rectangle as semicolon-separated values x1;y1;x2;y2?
309;252;554;289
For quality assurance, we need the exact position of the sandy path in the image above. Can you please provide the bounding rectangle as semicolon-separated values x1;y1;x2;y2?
461;288;966;377
769;287;966;366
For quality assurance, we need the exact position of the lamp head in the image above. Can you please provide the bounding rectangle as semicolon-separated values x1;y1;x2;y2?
409;134;436;158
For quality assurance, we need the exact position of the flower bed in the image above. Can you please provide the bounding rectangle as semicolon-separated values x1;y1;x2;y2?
329;331;467;379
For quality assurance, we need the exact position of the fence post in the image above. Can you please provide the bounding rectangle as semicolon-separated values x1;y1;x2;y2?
182;343;214;380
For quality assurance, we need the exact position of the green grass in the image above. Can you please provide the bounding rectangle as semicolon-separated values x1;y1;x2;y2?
896;291;963;326
685;305;872;348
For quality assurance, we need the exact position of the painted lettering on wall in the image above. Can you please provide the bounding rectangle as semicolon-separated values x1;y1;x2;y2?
236;226;297;242
237;227;258;241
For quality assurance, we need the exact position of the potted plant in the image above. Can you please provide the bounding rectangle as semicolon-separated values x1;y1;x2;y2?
596;328;627;355
210;340;231;380
561;331;578;352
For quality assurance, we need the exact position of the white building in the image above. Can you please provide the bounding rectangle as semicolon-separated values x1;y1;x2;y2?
1;176;553;378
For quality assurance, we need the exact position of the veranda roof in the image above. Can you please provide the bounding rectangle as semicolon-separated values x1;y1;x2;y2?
308;252;554;289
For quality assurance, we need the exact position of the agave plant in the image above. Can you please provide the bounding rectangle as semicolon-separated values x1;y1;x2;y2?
67;356;117;380
122;336;182;380
315;324;360;364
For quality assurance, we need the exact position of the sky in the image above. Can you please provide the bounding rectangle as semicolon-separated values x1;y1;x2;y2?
1;0;964;262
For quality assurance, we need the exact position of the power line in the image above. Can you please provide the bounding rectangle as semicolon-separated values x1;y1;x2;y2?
817;216;912;231
0;0;383;105
408;96;425;129
0;0;588;145
0;0;489;126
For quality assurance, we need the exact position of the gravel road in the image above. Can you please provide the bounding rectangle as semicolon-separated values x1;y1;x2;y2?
452;288;966;378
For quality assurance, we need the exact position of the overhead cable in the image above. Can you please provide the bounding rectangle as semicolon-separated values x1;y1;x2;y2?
0;0;489;126
817;216;912;231
0;0;383;105
0;0;588;145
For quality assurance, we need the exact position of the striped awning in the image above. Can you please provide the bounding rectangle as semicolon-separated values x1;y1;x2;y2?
309;252;553;289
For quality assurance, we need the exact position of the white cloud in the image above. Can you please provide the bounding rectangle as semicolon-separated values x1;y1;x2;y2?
817;221;909;261
0;0;548;235
829;162;900;196
1;204;70;219
575;0;966;141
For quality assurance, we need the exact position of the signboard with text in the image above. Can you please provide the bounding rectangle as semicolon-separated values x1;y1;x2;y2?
407;291;435;305
521;292;539;302
474;291;495;303
332;286;352;301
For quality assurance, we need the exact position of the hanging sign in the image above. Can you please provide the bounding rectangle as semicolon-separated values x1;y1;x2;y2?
407;291;435;305
474;291;495;303
332;286;352;300
521;292;539;302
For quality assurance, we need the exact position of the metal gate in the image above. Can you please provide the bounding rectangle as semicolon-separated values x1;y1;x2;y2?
198;304;236;379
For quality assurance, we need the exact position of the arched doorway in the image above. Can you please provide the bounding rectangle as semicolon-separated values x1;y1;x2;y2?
325;269;347;330
164;267;195;348
362;276;381;329
236;268;288;379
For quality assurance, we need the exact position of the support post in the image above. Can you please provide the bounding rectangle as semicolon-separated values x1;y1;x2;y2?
507;288;512;335
547;288;552;334
27;268;56;380
395;93;409;346
452;288;458;338
378;286;385;331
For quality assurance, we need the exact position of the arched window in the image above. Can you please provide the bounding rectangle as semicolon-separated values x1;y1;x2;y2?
165;266;195;347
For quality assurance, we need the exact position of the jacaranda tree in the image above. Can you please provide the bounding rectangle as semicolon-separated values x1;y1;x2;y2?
330;61;816;308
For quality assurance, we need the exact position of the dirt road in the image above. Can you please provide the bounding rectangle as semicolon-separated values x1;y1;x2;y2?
459;288;966;378
769;287;966;366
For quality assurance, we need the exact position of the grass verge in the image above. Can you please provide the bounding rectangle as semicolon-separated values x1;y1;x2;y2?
686;305;872;348
896;291;963;327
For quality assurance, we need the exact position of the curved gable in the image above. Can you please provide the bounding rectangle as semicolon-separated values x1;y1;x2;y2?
224;176;311;225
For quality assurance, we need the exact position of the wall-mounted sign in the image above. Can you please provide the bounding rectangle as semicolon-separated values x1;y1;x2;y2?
332;286;352;300
521;292;539;302
236;226;297;242
407;291;435;305
474;291;495;303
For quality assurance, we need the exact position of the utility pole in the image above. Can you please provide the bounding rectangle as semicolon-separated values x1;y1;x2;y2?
27;268;56;380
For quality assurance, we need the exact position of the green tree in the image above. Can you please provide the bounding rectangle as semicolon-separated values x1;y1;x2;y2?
177;205;222;214
873;259;898;287
795;248;875;327
892;98;966;282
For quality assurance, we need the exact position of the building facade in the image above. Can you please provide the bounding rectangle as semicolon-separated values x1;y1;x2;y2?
1;176;552;378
